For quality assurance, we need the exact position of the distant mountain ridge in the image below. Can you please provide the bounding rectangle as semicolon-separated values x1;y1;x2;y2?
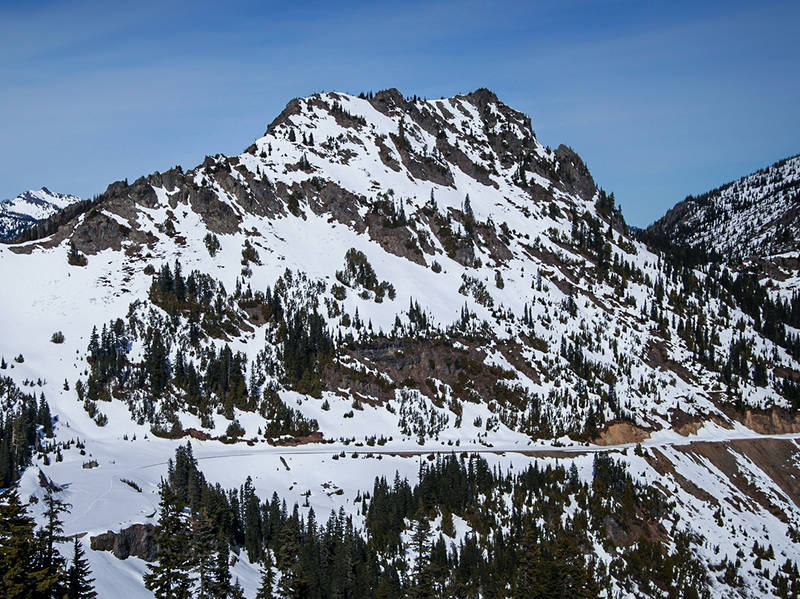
0;187;81;241
644;154;800;262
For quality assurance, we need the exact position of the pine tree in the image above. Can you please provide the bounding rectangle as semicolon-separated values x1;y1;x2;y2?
230;578;245;599
144;328;170;397
192;509;217;599
513;526;546;599
144;483;195;599
38;395;53;437
276;521;306;599
67;242;87;266
411;514;434;599
0;439;10;489
242;476;263;563
255;552;275;599
40;490;70;571
34;489;71;597
207;539;231;599
66;537;97;599
0;488;51;597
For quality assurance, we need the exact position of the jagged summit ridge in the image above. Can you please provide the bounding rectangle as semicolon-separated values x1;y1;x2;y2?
13;88;599;256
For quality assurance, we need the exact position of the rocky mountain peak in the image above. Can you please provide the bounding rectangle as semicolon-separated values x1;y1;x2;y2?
12;89;600;260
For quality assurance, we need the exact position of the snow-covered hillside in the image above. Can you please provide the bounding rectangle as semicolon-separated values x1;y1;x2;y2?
0;187;81;241
645;154;800;262
2;89;800;598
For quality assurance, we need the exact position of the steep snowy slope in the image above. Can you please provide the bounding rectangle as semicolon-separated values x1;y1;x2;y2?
2;89;800;598
0;187;82;241
645;154;800;262
7;88;796;436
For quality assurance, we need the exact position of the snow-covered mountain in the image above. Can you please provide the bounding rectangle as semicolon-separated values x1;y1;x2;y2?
0;187;81;241
644;154;800;262
2;89;800;598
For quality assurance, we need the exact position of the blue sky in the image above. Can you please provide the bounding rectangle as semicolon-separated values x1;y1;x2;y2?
1;0;798;226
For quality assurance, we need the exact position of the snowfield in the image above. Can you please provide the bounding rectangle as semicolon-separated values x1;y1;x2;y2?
2;89;799;598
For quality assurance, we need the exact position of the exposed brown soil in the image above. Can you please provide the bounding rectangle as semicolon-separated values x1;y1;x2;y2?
604;515;666;548
721;406;800;435
271;431;325;446
775;366;800;382
730;438;800;507
669;407;734;436
184;428;213;441
594;421;650;446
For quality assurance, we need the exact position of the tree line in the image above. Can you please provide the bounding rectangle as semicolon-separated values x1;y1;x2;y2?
143;442;716;598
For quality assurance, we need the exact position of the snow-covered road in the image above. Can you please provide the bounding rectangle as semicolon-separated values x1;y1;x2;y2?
136;428;800;469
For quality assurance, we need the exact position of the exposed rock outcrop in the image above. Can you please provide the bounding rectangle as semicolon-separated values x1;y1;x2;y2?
90;523;157;561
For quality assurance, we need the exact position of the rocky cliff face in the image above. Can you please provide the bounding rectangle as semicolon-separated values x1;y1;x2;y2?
18;89;595;258
90;524;157;561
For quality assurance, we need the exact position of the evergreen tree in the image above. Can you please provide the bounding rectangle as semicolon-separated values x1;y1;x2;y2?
276;520;306;599
144;328;171;397
144;483;195;599
230;578;245;599
38;395;53;437
0;488;50;598
36;489;71;596
192;509;217;599
66;537;97;599
208;540;232;599
242;476;263;562
67;242;87;266
40;490;70;561
255;552;275;599
411;514;434;599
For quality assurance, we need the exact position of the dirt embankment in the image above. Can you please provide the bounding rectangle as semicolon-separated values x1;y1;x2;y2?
594;421;650;446
739;407;800;434
645;449;717;505
677;438;800;521
669;408;734;437
595;404;800;446
730;438;800;507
